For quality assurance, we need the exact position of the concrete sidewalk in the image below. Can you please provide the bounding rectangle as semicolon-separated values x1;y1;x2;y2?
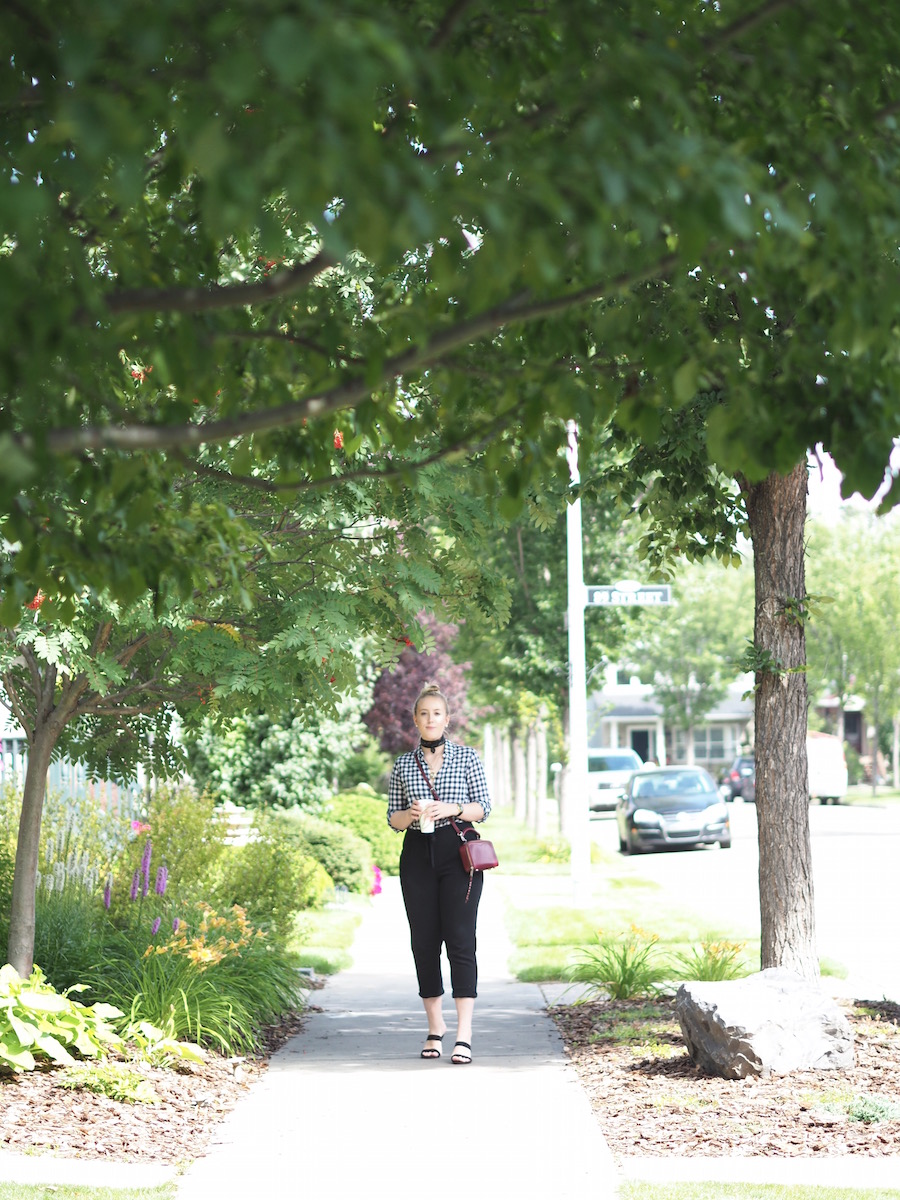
176;874;620;1199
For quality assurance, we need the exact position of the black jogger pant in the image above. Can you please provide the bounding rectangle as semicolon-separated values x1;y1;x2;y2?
399;824;483;998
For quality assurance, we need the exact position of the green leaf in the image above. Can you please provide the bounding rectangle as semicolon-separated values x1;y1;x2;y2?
673;360;699;405
0;1038;35;1071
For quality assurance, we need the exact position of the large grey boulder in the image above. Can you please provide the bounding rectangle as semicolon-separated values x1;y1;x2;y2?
675;968;854;1079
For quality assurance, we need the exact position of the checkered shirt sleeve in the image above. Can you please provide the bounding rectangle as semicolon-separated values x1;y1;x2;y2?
387;739;492;831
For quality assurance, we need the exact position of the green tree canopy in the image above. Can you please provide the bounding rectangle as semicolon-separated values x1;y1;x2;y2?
3;0;900;616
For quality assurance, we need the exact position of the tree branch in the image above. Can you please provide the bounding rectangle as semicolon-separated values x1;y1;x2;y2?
100;251;333;318
428;0;476;50
42;251;680;457
224;327;364;362
172;412;515;494
115;633;157;669
40;664;57;724
18;645;43;712
702;0;808;55
2;672;34;743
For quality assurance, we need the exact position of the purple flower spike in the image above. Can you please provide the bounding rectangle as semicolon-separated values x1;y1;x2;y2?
140;838;152;884
155;865;168;896
142;876;150;899
150;916;161;936
103;884;111;910
130;869;140;901
172;917;180;933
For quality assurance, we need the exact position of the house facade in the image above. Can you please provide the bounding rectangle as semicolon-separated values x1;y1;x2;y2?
587;665;754;774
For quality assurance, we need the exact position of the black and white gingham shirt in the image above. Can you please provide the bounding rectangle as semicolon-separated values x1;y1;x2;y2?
387;739;492;831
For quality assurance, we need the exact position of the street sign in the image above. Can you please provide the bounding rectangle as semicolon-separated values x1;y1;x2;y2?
587;583;672;607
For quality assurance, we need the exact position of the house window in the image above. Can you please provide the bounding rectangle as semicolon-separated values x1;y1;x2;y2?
691;727;727;761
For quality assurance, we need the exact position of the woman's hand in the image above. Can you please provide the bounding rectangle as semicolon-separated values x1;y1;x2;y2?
408;798;433;824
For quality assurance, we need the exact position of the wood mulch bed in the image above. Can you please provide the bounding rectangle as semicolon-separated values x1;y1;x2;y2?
5;988;899;1167
0;1004;318;1166
548;995;900;1160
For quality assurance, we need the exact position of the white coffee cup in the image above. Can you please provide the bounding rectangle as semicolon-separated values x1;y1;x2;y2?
419;806;435;834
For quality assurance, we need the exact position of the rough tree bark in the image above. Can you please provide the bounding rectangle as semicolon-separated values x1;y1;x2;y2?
8;723;60;976
746;463;818;979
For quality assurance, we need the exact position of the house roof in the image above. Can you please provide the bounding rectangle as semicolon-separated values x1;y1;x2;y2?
590;678;754;724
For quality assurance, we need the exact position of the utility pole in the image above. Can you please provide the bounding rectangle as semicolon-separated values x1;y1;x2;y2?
565;421;591;902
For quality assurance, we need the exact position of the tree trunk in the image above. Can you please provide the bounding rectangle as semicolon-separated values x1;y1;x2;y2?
494;727;509;809
870;693;880;798
746;463;818;980
535;714;549;836
526;723;538;831
684;726;695;766
7;725;57;976
512;731;527;822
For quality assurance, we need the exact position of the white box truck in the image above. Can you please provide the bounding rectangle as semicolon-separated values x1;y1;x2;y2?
807;731;849;804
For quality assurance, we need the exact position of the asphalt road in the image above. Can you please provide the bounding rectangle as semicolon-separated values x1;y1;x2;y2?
589;797;900;1002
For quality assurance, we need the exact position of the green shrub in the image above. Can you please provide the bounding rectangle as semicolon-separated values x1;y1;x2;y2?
0;963;123;1072
275;810;373;894
324;788;400;876
89;904;305;1055
209;815;334;942
567;926;666;1000
336;744;392;792
58;1062;159;1104
33;887;109;994
119;784;229;910
844;742;864;786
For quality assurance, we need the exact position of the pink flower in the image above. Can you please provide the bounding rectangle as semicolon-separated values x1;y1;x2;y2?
333;430;344;450
131;820;151;834
370;865;383;896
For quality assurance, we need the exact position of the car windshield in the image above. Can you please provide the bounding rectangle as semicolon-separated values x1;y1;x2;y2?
589;753;638;772
632;771;717;808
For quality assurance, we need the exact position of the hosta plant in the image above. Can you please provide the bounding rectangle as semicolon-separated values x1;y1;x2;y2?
0;963;123;1072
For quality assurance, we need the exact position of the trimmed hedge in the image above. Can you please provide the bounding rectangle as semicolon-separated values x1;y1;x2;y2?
324;787;401;876
276;810;374;895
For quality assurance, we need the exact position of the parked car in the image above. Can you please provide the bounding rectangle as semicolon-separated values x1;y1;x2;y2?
719;754;756;802
616;765;731;854
807;731;849;803
588;747;643;812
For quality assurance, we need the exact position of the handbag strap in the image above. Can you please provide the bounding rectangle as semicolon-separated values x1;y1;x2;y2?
413;751;441;802
413;754;473;844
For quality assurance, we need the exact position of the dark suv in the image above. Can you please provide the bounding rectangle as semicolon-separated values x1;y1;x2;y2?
720;754;756;802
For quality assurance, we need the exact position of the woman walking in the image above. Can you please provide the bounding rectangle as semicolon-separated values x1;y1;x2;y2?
387;681;492;1064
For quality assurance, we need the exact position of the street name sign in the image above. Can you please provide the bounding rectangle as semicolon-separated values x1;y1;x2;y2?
586;583;672;607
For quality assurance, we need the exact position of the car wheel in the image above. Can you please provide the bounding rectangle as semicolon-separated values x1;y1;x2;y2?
719;837;732;849
619;836;630;855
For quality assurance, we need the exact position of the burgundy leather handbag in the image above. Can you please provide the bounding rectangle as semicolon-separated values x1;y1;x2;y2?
450;819;499;873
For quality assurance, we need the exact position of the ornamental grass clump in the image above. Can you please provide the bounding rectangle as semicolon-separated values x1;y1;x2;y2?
98;903;305;1055
670;938;749;982
567;926;666;1001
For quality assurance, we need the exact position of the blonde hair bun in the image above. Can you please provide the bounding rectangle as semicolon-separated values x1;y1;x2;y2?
412;681;450;717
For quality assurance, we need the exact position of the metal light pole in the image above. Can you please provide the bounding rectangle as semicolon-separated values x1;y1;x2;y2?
565;421;591;903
